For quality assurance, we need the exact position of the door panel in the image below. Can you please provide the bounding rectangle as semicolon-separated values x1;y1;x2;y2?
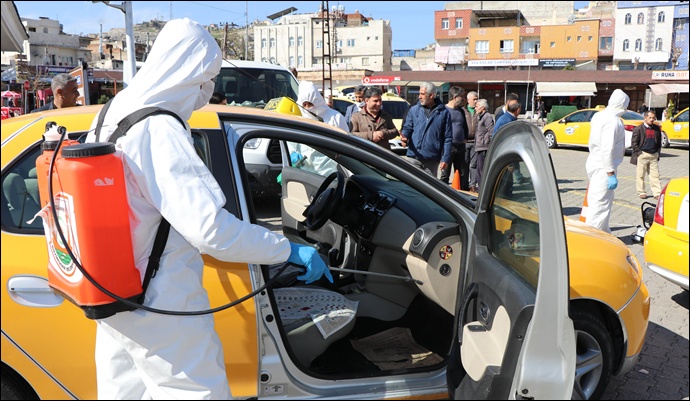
450;121;575;400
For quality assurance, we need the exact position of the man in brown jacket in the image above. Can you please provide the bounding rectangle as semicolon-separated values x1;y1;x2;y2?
630;110;662;199
350;87;399;150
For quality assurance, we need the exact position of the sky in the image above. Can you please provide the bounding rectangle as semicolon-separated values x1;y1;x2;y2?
14;1;590;50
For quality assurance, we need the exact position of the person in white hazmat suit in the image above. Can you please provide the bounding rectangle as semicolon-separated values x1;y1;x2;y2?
85;18;333;400
583;89;630;233
288;81;349;175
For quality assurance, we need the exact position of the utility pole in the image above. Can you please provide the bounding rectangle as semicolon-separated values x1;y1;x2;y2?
245;1;249;60
223;23;228;59
93;1;136;86
321;1;332;98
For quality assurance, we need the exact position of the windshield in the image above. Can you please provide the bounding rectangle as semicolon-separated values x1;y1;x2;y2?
621;111;644;120
382;100;410;119
214;67;299;108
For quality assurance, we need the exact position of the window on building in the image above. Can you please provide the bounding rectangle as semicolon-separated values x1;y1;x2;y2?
637;13;644;24
476;40;489;53
500;39;514;53
625;13;631;24
655;38;663;51
442;18;449;30
588;36;593;41
261;38;266;48
456;18;463;29
675;19;685;30
313;57;320;65
658;11;665;23
635;39;642;51
28;27;36;32
289;36;295;46
550;41;556;47
375;36;379;40
262;57;267;62
600;37;613;50
289;56;295;66
623;39;630;51
43;27;48;33
298;36;303;46
298;55;303;66
567;36;572;42
577;36;582;41
362;57;370;66
316;40;322;49
270;57;276;63
347;39;355;47
270;38;275;48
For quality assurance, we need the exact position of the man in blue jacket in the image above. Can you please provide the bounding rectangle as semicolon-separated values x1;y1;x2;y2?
401;82;453;177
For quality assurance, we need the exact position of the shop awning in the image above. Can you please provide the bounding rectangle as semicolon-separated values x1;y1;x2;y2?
649;83;689;96
536;82;597;97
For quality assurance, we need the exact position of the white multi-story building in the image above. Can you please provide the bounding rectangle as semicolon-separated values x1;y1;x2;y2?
613;2;675;70
1;17;90;68
254;7;392;72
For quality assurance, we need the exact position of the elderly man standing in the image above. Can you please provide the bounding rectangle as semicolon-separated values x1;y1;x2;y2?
31;73;81;112
583;89;630;233
350;87;399;149
474;99;494;193
400;81;453;177
463;91;478;191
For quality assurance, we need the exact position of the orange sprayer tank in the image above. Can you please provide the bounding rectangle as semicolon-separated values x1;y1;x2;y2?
37;140;143;319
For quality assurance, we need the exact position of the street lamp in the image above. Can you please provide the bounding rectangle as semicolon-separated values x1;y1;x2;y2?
526;50;534;118
92;1;136;86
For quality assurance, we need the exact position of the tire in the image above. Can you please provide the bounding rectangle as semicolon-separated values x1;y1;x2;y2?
544;131;558;149
570;309;614;400
1;365;39;400
661;132;670;148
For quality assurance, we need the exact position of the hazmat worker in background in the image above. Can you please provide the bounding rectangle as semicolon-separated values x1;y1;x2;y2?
583;89;630;233
297;80;349;133
86;18;332;399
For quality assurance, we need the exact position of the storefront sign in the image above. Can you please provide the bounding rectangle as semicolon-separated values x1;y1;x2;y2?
468;59;539;67
539;59;576;68
651;71;689;80
362;76;401;85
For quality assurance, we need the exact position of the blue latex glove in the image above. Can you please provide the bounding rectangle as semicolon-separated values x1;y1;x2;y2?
607;174;618;190
290;152;303;165
287;243;334;284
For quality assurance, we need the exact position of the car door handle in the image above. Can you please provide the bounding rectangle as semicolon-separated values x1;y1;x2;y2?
479;302;490;323
457;282;478;346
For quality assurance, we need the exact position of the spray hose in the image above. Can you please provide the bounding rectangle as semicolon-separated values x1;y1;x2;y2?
48;127;296;316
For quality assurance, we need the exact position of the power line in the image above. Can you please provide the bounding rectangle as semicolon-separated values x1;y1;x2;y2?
188;1;244;15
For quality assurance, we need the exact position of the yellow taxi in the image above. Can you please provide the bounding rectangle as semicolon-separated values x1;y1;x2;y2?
660;107;689;148
642;177;689;290
2;106;648;400
542;108;645;149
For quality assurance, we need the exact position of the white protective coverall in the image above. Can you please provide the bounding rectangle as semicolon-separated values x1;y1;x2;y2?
86;19;293;399
584;89;630;233
289;81;348;175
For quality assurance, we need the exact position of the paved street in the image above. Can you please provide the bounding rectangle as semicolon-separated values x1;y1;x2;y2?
549;145;689;400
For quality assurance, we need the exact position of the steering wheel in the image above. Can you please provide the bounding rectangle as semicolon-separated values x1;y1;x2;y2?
303;171;345;230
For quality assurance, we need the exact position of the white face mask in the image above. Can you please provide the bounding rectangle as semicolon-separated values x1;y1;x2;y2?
357;101;365;108
194;80;215;110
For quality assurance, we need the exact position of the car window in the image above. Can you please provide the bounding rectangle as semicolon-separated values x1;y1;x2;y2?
567;111;592;123
332;99;352;116
2;132;213;233
215;67;299;107
382;100;410;120
621;111;644;120
285;141;338;177
488;160;539;288
676;110;688;122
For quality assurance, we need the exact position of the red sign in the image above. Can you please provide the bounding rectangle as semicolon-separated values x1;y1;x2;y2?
23;80;30;90
361;76;401;85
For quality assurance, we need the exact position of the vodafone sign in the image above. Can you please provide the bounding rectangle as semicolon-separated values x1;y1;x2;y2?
362;76;401;85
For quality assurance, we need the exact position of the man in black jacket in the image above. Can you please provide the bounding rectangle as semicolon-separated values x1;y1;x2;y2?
631;110;662;199
31;73;81;112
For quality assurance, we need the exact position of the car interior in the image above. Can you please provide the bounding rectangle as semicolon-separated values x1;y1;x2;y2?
254;138;465;378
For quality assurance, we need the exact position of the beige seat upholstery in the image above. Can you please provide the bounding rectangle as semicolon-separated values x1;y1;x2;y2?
274;286;358;367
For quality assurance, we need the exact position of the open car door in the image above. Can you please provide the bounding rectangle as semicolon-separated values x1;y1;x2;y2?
448;121;576;399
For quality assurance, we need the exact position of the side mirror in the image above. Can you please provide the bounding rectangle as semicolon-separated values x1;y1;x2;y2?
559;119;566;124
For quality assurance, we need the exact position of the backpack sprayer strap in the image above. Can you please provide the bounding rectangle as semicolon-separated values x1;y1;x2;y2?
94;99;187;303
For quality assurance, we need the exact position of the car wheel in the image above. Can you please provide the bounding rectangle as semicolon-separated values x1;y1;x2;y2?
661;132;670;148
570;309;614;400
544;131;558;149
1;366;39;400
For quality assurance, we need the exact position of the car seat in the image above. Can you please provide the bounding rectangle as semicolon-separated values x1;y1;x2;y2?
2;172;40;229
273;286;358;367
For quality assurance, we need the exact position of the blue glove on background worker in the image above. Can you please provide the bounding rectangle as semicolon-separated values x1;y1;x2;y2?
288;243;334;284
607;175;618;190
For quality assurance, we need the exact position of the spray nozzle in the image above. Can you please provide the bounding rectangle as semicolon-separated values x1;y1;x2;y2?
45;121;57;132
43;124;68;142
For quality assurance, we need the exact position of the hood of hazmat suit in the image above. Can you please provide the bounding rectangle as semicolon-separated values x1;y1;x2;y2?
586;88;630;174
86;18;290;400
297;81;349;133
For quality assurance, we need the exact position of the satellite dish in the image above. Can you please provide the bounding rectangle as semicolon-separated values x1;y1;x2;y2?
567;14;575;24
